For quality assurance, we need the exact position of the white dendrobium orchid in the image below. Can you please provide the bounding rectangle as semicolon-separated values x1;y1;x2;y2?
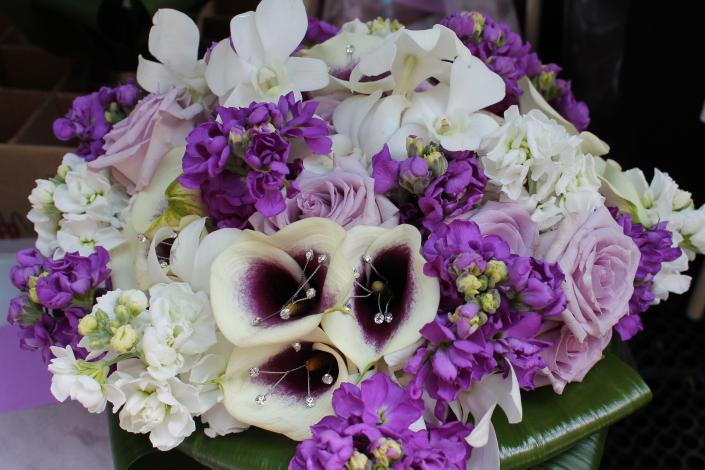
221;328;348;441
350;25;470;96
106;359;201;451
137;9;209;96
142;283;217;381
389;56;503;156
204;0;329;107
137;216;242;292
321;224;439;371
48;345;108;413
480;106;604;231
210;218;351;347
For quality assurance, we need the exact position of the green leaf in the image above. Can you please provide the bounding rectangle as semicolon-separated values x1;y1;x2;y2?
531;430;607;470
178;426;297;470
495;352;651;469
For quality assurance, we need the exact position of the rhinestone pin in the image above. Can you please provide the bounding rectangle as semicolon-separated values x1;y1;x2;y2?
345;44;355;55
374;312;385;325
305;288;316;299
251;317;262;326
292;342;302;352
363;255;372;263
255;394;267;405
317;254;328;263
305;249;314;261
280;308;291;320
322;373;334;385
384;312;393;324
137;233;147;243
159;260;169;269
249;367;260;378
305;396;315;408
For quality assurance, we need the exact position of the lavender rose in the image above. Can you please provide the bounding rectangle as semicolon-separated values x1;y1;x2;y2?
535;320;611;394
89;87;203;192
469;201;539;256
250;157;399;233
537;207;640;341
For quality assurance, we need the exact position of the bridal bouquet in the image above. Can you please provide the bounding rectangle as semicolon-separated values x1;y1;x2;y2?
8;0;704;468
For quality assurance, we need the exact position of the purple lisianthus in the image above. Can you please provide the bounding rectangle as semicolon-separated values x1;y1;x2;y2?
290;373;472;470
611;209;681;340
53;79;142;161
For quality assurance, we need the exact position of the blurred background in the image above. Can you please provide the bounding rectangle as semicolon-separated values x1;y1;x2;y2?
1;0;704;468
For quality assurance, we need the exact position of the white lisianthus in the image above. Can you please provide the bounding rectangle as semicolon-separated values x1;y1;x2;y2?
48;345;108;413
106;359;200;451
141;283;217;381
480;106;604;231
204;0;329;107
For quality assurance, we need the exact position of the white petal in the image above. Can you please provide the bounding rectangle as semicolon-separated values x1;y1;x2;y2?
255;0;307;63
286;57;330;92
140;227;176;289
223;83;260;107
447;56;505;116
518;76;578;134
467;424;501;470
439;131;481;152
222;329;348;441
230;12;264;67
360;94;408;157
191;228;243;293
386;123;430;160
170;217;206;282
205;40;252;98
136;55;182;93
333;91;382;148
148;9;200;77
321;225;439;371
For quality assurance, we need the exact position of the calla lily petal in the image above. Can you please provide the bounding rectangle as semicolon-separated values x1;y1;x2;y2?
191;228;243;293
321;224;439;371
140;226;177;289
222;329;348;441
211;218;351;347
170;217;207;281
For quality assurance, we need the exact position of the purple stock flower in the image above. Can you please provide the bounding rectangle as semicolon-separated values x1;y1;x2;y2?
442;11;590;130
304;16;339;46
406;220;564;395
290;373;471;470
611;209;681;340
52;79;142;161
9;248;45;290
181;92;331;224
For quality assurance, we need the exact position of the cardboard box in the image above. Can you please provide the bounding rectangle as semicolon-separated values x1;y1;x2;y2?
0;46;70;90
0;89;49;142
0;144;70;239
10;92;78;146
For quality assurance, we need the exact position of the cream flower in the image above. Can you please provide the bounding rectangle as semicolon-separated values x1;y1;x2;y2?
204;0;329;107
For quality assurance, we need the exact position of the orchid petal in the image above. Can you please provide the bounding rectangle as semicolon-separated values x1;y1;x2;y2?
467;423;501;470
332;90;382;149
136;56;182;93
321;224;439;371
230;12;264;68
148;9;200;78
255;0;307;63
205;40;252;98
223;83;261;108
222;329;348;441
447;56;505;116
386;123;430;160
286;57;330;92
359;95;409;157
519;76;577;131
304;31;383;73
439;131;481;152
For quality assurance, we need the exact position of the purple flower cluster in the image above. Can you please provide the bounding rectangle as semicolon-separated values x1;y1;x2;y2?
290;373;472;470
6;248;111;362
441;11;590;131
53;80;142;161
304;17;339;46
405;220;566;397
180;92;331;227
372;144;487;233
611;209;681;340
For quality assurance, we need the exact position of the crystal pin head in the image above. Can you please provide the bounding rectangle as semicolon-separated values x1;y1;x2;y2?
280;308;291;320
384;312;393;323
292;342;302;352
305;288;316;299
345;44;355;55
374;312;385;325
136;233;147;243
317;254;327;263
251;317;262;326
322;373;334;385
305;396;315;408
305;249;314;261
363;255;372;263
255;394;267;405
249;367;260;378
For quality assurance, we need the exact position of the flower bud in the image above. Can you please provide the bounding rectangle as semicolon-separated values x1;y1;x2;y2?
345;451;369;470
405;135;425;157
478;289;501;314
372;437;403;466
78;315;98;336
56;163;71;181
485;259;508;287
423;143;448;177
110;324;137;353
456;273;486;298
118;290;148;315
469;11;485;36
399;157;431;195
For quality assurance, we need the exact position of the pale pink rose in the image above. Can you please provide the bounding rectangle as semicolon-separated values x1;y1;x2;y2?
89;87;203;192
536;207;640;341
250;156;399;233
535;320;611;394
469;201;539;256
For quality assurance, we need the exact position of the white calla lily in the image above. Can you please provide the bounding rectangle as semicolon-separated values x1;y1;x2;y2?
210;218;351;347
204;0;329;106
320;224;439;371
137;9;209;96
222;328;348;441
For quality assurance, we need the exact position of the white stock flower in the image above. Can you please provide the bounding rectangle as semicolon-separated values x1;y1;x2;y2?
48;345;108;413
27;179;61;256
652;253;691;303
204;0;329;107
141;283;217;381
137;9;209;96
480;106;603;231
106;359;200;451
56;218;125;256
